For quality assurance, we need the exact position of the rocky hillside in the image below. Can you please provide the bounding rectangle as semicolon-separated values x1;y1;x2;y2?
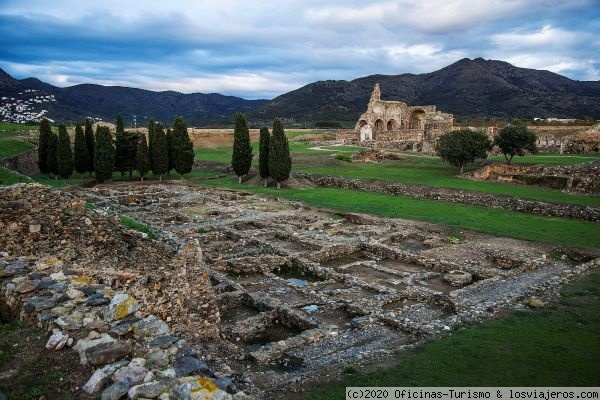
0;68;268;125
249;58;600;122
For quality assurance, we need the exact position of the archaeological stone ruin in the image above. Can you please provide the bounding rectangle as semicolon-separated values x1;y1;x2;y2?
2;182;595;399
336;83;454;153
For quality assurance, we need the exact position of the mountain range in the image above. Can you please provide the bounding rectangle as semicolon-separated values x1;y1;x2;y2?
1;58;600;126
0;69;267;126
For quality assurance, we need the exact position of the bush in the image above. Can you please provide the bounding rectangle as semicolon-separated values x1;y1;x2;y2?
435;129;492;173
494;125;538;164
335;153;352;163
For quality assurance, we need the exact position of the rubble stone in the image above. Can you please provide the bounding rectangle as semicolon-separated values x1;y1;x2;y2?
107;293;138;321
133;315;170;338
85;340;132;366
45;330;69;350
100;381;130;400
112;358;148;386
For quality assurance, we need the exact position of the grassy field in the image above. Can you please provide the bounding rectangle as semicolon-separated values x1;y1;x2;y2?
0;121;40;134
308;269;600;398
299;161;600;207
195;178;600;249
0;166;32;185
489;153;600;165
194;139;600;207
29;169;199;188
0;138;34;159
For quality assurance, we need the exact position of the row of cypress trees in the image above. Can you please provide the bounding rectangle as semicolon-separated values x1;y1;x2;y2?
37;116;194;183
231;113;291;189
145;117;195;180
38;120;77;181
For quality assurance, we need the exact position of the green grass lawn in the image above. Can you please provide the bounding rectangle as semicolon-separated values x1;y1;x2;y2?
299;162;600;207
195;178;600;249
489;153;600;165
308;269;600;398
194;143;599;207
0;167;32;185
0;121;40;135
0;138;34;159
29;169;196;188
118;215;157;239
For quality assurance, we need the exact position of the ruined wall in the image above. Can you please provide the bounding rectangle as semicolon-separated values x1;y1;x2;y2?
529;125;599;153
346;83;453;153
373;129;423;141
0;184;220;339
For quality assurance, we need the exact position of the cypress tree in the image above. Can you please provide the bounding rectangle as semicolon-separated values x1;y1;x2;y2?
231;113;253;183
57;124;73;182
258;127;270;187
84;119;95;176
73;122;89;175
147;119;155;172
38;118;52;174
47;132;58;178
172;117;194;176
268;119;291;189
126;132;138;177
115;115;124;134
114;115;127;176
115;131;137;177
136;133;150;181
94;126;115;183
166;128;174;174
151;123;169;180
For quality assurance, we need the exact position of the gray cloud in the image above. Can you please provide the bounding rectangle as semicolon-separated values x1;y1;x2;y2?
1;0;598;98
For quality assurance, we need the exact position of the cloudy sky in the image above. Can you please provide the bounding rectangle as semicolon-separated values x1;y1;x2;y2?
1;0;599;99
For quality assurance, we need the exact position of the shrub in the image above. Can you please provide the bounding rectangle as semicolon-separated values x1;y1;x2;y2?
435;129;492;173
494;125;538;164
335;153;352;163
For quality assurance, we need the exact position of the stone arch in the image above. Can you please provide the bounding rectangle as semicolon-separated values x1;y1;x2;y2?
358;119;368;129
408;109;425;129
386;119;398;131
360;124;372;141
374;119;384;132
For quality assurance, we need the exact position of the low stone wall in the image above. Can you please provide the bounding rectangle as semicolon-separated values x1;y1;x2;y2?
0;184;254;398
468;162;600;194
372;129;423;142
292;173;600;222
0;252;240;399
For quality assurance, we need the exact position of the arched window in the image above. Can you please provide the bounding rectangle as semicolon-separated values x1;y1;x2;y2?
386;119;398;131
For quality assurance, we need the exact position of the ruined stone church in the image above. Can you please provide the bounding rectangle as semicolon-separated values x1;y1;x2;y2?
343;83;454;152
